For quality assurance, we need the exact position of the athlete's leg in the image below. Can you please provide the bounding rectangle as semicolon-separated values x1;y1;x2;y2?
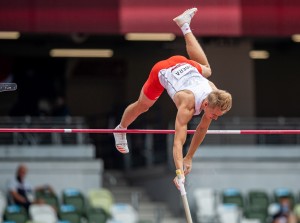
184;33;210;69
173;8;211;77
114;60;165;154
114;91;156;154
120;90;156;128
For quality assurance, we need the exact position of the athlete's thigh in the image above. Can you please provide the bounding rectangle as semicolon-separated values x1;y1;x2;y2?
138;88;157;108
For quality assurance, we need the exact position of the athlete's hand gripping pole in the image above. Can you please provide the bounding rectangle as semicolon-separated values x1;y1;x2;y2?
176;169;193;223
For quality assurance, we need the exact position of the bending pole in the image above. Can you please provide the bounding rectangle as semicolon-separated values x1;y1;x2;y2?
0;128;300;134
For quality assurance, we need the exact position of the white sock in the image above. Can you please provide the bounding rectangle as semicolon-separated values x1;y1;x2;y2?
181;23;192;35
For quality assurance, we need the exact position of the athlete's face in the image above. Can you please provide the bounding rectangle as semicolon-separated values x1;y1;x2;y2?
204;105;224;120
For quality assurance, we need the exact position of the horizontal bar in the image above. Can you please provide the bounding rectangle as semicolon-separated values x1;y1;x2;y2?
0;128;299;134
240;130;300;135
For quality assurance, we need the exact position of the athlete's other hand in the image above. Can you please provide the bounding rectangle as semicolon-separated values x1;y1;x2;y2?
183;156;192;175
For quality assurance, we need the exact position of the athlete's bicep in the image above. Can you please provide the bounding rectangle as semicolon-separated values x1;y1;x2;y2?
176;107;194;127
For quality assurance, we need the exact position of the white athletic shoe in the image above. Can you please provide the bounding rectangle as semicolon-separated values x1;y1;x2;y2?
113;124;129;154
173;7;198;27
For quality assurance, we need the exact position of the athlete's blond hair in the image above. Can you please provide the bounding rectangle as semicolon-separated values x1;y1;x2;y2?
207;90;232;113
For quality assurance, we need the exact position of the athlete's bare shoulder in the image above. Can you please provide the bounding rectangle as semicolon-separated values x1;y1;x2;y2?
208;81;218;90
174;90;195;110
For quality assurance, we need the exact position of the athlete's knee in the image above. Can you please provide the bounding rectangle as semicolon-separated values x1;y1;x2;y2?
136;99;151;112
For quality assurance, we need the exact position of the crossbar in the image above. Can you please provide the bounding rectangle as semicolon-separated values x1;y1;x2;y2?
0;128;299;134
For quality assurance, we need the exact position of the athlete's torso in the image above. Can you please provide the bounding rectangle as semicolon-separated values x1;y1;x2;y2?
158;62;212;115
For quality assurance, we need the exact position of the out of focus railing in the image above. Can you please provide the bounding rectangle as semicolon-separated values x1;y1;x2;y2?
0;116;90;145
1;116;299;169
104;116;300;169
188;117;300;145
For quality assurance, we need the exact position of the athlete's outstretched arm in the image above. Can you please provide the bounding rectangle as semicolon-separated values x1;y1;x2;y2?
183;114;212;175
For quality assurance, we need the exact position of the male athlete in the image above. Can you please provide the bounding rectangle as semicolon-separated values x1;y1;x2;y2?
113;8;232;187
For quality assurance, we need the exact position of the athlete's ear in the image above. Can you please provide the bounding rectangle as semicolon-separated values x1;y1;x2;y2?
204;100;209;107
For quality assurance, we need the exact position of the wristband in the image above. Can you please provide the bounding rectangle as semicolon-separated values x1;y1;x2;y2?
176;169;183;176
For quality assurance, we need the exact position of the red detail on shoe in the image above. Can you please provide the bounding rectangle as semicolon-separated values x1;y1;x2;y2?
116;146;127;153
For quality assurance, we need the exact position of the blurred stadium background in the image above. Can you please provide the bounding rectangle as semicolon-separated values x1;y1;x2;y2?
0;0;300;223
